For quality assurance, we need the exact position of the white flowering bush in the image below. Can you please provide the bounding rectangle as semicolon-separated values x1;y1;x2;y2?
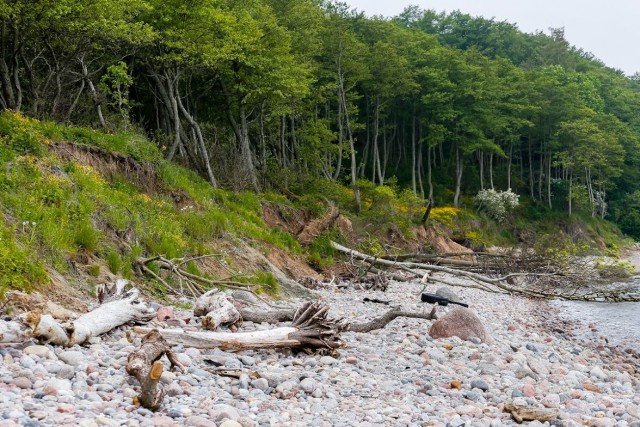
473;189;519;222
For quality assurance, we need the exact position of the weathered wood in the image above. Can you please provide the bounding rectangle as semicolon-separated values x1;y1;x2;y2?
239;305;438;333
503;403;560;423
136;301;345;351
194;291;242;330
347;306;438;333
28;288;155;347
0;319;30;344
126;329;186;411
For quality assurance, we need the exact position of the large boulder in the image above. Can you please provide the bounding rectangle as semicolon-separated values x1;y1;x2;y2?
429;307;492;343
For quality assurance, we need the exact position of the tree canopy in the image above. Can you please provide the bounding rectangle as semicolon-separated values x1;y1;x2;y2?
2;0;640;236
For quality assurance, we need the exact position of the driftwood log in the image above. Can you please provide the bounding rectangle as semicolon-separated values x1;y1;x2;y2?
194;290;242;330
239;305;438;333
503;403;560;423
126;329;186;410
135;301;345;351
26;287;155;346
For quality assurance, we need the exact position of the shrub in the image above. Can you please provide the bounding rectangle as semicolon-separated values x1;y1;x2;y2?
474;189;519;222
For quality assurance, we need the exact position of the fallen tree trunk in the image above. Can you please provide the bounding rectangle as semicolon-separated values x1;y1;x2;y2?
27;288;155;346
239;305;438;333
126;329;186;411
135;301;345;351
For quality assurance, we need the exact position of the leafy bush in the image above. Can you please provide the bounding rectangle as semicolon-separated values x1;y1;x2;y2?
474;189;519;222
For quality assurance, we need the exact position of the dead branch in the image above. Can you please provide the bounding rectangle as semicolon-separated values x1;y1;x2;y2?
136;256;273;306
331;241;640;302
346;306;438;333
126;329;186;411
238;304;438;333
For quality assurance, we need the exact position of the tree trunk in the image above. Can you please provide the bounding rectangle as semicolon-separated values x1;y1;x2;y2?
28;288;155;347
454;145;463;208
126;329;186;411
507;140;513;190
82;59;106;130
174;86;217;188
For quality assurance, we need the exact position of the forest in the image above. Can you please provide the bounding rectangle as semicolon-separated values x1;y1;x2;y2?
2;0;640;238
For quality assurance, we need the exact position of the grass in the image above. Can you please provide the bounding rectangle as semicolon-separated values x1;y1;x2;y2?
0;111;302;294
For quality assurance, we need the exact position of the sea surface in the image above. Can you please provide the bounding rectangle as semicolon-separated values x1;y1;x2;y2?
552;277;640;351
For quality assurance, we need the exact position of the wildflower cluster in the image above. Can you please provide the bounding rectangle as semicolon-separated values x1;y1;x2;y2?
473;189;519;222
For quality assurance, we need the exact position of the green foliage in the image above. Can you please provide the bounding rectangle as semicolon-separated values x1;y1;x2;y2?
106;249;122;274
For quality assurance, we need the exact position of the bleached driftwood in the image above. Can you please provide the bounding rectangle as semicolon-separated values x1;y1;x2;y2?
136;301;345;351
126;329;186;411
194;291;242;330
503;403;560;423
27;288;155;346
0;319;30;344
239;305;438;333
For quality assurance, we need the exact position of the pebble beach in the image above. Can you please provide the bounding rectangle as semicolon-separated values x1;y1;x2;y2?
1;274;639;427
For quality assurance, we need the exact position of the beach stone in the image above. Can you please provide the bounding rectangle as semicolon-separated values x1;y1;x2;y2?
523;383;535;397
43;378;71;395
470;379;489;391
237;417;257;427
211;404;239;421
527;357;549;375
590;366;608;380
57;351;84;367
23;345;53;359
156;306;175;321
56;364;75;380
300;378;317;394
319;356;337;365
185;416;217;427
220;421;242;427
435;287;461;303
542;393;561;408
251;378;268;391
429;308;491;343
12;376;33;389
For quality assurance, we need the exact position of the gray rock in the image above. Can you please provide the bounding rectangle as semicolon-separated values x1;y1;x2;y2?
478;363;500;375
211;404;240;421
56;365;76;380
23;345;53;359
239;356;256;366
470;379;489;391
185;416;217;427
251;378;269;391
166;382;184;397
300;377;317;394
319;356;337;365
525;343;538;352
57;351;85;367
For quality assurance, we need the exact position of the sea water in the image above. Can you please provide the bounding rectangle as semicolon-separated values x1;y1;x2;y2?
552;278;640;351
